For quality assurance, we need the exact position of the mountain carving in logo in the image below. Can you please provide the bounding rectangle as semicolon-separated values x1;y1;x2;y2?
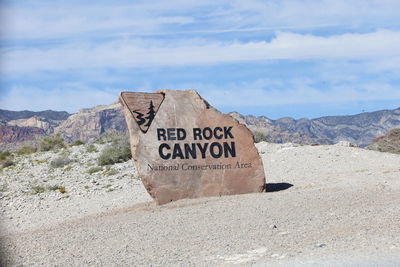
120;92;165;133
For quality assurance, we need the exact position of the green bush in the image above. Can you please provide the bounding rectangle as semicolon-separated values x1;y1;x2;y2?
97;130;128;145
0;151;11;161
17;146;37;155
253;131;270;143
31;185;46;194
71;140;84;146
87;166;103;174
103;166;119;176
58;186;66;193
97;140;131;166
50;156;71;168
86;144;98;153
0;151;14;168
1;159;14;168
40;134;65;151
48;185;66;193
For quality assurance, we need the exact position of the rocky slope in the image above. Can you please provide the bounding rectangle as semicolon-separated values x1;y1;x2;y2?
230;112;321;144
55;102;127;143
367;128;400;154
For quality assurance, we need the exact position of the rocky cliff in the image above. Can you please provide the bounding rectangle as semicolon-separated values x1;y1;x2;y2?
0;125;45;151
55;103;127;143
7;116;64;134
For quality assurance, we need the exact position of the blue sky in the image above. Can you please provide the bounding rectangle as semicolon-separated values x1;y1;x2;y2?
1;0;400;119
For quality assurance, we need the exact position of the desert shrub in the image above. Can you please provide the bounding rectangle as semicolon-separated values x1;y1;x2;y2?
87;166;102;174
253;131;270;143
71;140;84;146
0;151;14;168
58;186;66;193
97;130;128;145
0;183;8;192
48;185;66;193
50;156;71;168
86;144;98;153
103;166;119;176
31;185;46;194
63;165;73;171
0;151;11;160
40;134;65;151
1;159;14;168
17;146;37;155
97;130;131;166
48;185;59;191
97;144;131;166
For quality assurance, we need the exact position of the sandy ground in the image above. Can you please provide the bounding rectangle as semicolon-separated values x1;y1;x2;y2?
1;142;400;266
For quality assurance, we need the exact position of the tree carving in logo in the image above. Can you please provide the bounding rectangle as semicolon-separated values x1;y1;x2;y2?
120;92;164;134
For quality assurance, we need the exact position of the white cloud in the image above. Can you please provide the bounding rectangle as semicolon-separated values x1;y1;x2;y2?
1;0;399;41
0;85;120;112
2;30;400;73
201;79;400;107
1;76;399;113
1;0;399;115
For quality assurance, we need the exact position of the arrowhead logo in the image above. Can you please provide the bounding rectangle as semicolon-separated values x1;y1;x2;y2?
120;92;165;133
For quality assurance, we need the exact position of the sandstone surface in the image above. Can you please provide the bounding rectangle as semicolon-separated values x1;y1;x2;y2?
55;102;127;143
120;90;265;204
7;116;63;134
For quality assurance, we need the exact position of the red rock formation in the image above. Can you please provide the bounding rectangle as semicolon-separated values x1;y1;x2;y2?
0;125;45;143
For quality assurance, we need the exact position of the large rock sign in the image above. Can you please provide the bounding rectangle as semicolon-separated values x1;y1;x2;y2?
120;90;265;204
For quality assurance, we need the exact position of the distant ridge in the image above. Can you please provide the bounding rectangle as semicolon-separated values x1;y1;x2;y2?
0;109;70;121
231;107;400;147
1;104;400;150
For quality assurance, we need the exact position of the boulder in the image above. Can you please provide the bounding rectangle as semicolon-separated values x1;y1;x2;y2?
120;90;265;204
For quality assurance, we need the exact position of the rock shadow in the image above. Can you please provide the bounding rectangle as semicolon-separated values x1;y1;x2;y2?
264;183;293;192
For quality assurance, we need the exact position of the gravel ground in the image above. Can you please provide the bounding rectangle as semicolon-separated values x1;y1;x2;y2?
1;142;400;266
0;143;152;234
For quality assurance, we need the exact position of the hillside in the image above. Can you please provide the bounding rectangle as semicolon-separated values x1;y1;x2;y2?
0;103;126;150
1;105;400;150
232;107;400;147
367;128;400;154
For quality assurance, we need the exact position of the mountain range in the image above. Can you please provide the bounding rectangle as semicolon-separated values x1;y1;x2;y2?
230;107;400;147
1;104;399;151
